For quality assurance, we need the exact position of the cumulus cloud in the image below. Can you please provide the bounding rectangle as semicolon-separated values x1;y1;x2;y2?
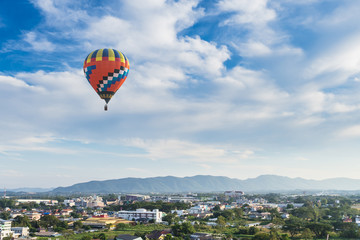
217;0;302;57
338;125;360;138
122;138;254;164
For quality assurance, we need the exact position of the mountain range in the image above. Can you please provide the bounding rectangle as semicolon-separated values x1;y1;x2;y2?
51;175;360;194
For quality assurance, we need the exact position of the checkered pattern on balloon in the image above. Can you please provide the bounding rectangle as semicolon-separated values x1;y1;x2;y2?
83;49;130;108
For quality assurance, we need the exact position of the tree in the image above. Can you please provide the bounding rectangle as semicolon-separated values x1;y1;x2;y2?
268;228;280;240
12;215;31;227
115;223;127;230
73;220;83;230
301;228;314;240
0;211;10;220
216;216;226;228
291;206;315;220
80;236;92;240
249;226;259;235
339;222;360;238
98;233;107;240
39;215;61;228
164;234;173;240
252;232;270;240
171;222;195;237
306;222;332;238
282;216;304;237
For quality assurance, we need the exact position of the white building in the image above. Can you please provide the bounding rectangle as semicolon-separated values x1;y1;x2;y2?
116;208;162;223
64;199;76;207
171;210;188;216
11;227;29;238
188;205;209;214
0;219;14;240
16;199;58;205
355;216;360;226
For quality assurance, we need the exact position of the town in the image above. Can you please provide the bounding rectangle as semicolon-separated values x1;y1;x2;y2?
1;191;360;239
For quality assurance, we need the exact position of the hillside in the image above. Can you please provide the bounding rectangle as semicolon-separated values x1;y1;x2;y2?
51;175;360;194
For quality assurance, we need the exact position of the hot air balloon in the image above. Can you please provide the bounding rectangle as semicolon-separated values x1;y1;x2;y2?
83;48;130;111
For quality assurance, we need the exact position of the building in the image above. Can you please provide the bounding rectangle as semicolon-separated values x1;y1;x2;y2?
25;211;42;221
16;199;58;205
171;210;188;216
82;217;133;229
11;227;29;238
115;234;142;240
224;191;244;198
146;229;171;239
125;194;150;202
0;219;14;240
63;199;75;207
116;208;163;223
190;232;213;240
355;216;360;226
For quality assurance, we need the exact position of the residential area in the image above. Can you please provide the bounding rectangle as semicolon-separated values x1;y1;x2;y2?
1;191;360;239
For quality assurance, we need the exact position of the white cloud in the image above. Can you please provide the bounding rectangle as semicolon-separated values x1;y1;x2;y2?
339;125;360;138
0;75;42;90
217;0;302;57
218;0;276;26
307;33;360;79
31;0;89;27
122;138;254;164
24;32;55;52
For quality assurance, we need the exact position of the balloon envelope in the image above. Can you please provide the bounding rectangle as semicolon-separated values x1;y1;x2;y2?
83;48;130;104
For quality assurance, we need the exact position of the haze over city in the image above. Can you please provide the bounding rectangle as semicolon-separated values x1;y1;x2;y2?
2;0;360;189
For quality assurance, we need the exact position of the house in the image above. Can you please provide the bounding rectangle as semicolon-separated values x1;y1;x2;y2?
115;234;143;240
25;211;42;221
146;229;171;240
60;209;73;216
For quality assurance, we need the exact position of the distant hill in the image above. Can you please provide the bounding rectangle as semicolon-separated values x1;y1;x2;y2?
51;175;360;194
7;188;54;193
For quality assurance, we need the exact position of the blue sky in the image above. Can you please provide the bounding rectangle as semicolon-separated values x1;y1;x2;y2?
2;0;360;188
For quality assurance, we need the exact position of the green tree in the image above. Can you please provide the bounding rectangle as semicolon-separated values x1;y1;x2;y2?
12;215;31;227
0;199;16;209
339;222;360;238
98;233;107;240
115;223;127;230
282;216;304;237
301;228;314;240
0;211;10;220
252;232;270;240
216;216;226;228
80;235;92;240
164;234;173;240
306;222;332;238
171;222;195;237
73;220;83;230
249;226;259;235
